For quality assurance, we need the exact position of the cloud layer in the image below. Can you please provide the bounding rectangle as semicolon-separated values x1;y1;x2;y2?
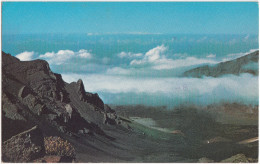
62;73;258;107
39;49;93;65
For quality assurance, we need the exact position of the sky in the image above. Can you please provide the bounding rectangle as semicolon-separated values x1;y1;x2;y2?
2;2;259;35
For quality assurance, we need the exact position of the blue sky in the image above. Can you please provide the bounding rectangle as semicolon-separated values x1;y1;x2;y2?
2;2;259;35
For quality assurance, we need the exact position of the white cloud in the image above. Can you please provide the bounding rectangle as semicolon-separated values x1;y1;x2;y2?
206;54;216;58
78;49;92;59
145;44;168;62
39;50;74;65
130;45;167;65
16;51;35;61
130;45;217;70
39;49;93;65
40;52;55;58
117;51;143;58
129;46;258;70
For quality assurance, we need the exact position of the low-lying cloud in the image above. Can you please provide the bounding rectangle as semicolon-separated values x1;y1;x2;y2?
62;73;258;108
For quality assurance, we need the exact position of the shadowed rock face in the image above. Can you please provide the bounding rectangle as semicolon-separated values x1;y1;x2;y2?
76;79;104;110
2;51;118;148
183;50;259;78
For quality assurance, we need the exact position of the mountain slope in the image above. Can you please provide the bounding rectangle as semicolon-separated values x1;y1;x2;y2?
183;50;259;78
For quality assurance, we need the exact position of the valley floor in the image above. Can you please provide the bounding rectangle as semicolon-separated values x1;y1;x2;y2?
70;105;258;162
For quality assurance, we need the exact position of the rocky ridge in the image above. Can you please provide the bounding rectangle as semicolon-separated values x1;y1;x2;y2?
2;51;119;162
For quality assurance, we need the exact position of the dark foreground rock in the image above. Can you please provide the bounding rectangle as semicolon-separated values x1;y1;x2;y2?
2;126;45;162
2;51;120;162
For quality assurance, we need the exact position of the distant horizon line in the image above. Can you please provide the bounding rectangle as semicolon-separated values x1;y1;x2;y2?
2;32;259;36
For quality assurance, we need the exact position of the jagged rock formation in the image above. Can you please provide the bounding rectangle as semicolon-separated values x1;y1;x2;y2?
2;51;119;162
2;126;45;162
76;79;104;109
183;50;259;78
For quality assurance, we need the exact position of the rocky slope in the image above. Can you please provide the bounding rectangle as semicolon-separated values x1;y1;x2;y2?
183;50;259;78
1;51;121;162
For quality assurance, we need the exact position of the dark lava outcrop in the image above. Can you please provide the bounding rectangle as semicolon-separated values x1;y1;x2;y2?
183;50;259;78
1;51;119;162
